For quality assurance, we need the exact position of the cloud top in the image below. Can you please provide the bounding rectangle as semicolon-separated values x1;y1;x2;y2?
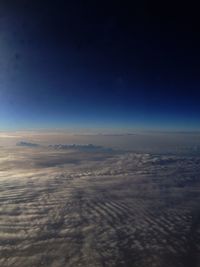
48;143;113;152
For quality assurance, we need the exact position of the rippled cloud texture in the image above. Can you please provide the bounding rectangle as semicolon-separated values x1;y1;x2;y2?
1;132;200;267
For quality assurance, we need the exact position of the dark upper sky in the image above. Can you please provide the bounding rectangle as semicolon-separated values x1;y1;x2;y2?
0;1;200;131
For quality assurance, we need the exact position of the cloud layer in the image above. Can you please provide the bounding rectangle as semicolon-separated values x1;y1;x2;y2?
0;145;200;267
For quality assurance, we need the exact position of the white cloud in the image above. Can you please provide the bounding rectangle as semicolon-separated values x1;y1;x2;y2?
1;142;200;267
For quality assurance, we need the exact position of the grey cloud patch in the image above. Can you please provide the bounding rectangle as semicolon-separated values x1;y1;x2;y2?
16;141;113;152
16;141;41;147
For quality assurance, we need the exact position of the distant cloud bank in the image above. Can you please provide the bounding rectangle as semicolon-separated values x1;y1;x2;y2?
48;143;112;152
16;141;113;152
16;141;41;147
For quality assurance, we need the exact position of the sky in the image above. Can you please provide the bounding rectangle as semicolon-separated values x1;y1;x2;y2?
0;1;200;131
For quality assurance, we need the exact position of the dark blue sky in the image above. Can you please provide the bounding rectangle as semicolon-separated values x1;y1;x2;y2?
0;1;200;131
